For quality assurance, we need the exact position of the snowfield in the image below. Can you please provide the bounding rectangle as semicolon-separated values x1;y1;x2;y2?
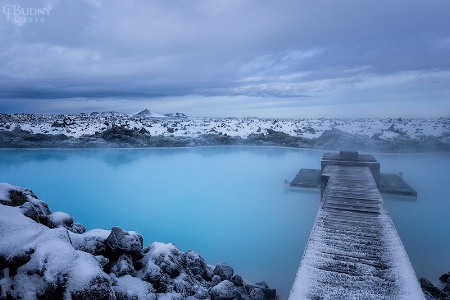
0;110;449;152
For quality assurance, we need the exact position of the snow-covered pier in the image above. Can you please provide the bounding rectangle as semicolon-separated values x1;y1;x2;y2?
289;152;424;299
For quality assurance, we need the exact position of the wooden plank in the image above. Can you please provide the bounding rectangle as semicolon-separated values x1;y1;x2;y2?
289;164;424;299
380;173;417;196
289;168;321;188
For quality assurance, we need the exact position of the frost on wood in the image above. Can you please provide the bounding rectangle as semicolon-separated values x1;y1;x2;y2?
289;166;425;300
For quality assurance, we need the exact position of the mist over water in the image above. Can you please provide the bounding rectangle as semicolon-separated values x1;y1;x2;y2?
1;148;449;298
377;153;450;285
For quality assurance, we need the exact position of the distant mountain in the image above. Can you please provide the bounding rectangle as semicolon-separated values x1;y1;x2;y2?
133;109;166;118
164;112;188;118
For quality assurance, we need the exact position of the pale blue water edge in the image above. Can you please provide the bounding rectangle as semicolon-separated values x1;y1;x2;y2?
0;147;449;298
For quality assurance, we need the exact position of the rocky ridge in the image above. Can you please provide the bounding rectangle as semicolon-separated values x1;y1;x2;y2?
0;183;277;300
0;112;449;152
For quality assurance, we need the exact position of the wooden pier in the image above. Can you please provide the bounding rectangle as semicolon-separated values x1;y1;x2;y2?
289;152;424;299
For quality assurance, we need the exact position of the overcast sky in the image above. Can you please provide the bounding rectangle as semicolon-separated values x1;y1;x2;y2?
0;0;449;118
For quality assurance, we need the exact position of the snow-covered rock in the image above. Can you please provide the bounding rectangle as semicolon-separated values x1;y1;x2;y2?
209;280;240;300
0;183;277;300
0;111;448;151
164;113;188;118
110;254;134;277
106;226;143;255
213;262;234;281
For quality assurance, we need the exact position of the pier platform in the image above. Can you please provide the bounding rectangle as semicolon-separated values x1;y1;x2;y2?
289;152;417;197
289;169;322;189
289;152;424;299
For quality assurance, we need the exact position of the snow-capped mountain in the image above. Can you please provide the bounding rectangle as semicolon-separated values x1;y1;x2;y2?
133;109;167;118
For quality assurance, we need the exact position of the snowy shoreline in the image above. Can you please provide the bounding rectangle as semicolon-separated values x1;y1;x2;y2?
0;183;277;300
0;112;449;152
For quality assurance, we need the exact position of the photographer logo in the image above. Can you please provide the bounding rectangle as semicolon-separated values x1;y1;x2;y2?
3;4;52;24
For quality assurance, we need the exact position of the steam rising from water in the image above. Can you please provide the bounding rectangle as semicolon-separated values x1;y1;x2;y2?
0;148;449;298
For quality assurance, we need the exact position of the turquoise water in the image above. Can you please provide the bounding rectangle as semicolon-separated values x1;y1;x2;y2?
1;148;449;298
377;153;450;286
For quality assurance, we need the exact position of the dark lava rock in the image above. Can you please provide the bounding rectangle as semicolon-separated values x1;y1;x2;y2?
113;285;156;300
21;201;51;226
51;117;74;128
164;113;188;118
100;125;149;146
245;282;277;300
0;188;38;206
7;189;30;206
210;280;241;300
110;254;135;277
246;130;301;147
95;255;110;268
148;243;184;278
71;275;115;300
139;243;184;293
0;128;70;148
212;275;222;286
249;288;265;300
185;250;210;280
420;278;450;300
440;273;450;283
71;222;87;234
106;226;143;255
73;232;108;255
214;262;234;281
5;248;35;277
231;275;244;287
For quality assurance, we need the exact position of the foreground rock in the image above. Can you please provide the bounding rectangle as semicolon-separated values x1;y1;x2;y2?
420;274;450;299
0;183;277;299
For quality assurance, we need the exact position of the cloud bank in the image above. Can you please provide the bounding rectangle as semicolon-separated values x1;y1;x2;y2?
1;0;449;117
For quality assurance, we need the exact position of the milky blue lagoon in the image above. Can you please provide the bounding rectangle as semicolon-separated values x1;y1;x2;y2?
1;147;449;298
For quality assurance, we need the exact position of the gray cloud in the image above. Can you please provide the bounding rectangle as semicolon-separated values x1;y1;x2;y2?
0;0;449;116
